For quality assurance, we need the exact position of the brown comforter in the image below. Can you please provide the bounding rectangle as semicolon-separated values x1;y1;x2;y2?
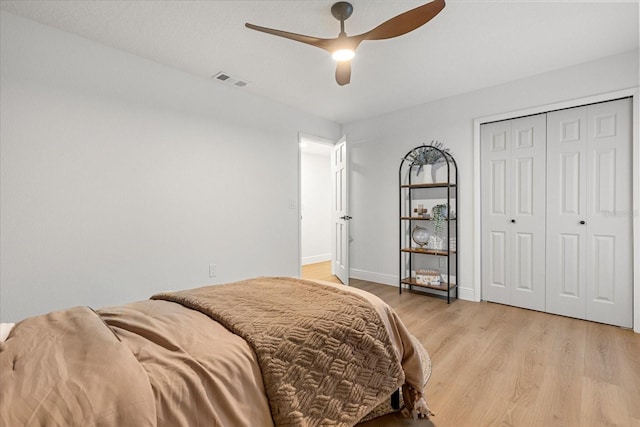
0;278;428;427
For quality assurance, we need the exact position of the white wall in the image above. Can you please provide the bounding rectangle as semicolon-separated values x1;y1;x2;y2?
0;12;340;322
343;50;639;304
300;148;332;265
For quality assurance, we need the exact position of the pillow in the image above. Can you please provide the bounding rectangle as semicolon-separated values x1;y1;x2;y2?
0;323;15;342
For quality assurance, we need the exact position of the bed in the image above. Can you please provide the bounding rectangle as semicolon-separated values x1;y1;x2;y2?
0;277;431;426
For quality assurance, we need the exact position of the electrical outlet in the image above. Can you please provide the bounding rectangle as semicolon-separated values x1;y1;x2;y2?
209;264;217;277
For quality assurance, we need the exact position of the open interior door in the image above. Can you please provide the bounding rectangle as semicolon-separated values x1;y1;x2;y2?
331;136;350;285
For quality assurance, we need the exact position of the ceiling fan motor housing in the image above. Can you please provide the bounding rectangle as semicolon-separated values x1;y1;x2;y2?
331;2;354;21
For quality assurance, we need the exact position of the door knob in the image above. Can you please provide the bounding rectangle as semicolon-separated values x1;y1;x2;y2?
340;215;353;220
511;219;516;223
579;220;586;225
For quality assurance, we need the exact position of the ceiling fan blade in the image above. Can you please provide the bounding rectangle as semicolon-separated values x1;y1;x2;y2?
360;0;445;41
335;61;351;86
245;23;335;52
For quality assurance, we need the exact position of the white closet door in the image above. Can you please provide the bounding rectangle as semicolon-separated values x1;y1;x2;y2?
509;115;547;311
585;99;632;327
481;115;546;311
481;121;512;305
546;106;588;319
547;98;632;328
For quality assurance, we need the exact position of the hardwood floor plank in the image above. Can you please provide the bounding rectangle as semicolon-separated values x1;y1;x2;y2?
581;378;629;427
618;330;640;421
537;316;586;427
301;261;341;284
301;263;640;427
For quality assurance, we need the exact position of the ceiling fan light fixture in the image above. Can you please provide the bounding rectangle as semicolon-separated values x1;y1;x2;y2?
245;0;446;85
332;48;355;62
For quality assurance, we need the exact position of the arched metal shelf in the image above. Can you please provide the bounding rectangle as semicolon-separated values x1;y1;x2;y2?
399;144;458;303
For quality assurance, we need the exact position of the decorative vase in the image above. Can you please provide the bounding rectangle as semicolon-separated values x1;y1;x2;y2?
410;165;429;184
428;236;444;250
430;162;449;183
410;162;449;184
412;164;427;184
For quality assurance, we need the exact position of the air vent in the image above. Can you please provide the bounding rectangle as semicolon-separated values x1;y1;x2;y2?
212;71;249;88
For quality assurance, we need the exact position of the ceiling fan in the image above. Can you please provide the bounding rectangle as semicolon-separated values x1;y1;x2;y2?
245;0;445;86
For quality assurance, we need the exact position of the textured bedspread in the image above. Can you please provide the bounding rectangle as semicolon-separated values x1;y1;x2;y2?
152;277;404;427
0;278;428;427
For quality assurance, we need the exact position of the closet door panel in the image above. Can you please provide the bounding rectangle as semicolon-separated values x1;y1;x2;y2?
509;115;546;311
481;121;511;304
514;232;534;291
559;233;581;297
515;157;534;215
491;160;508;215
560;152;581;215
590;235;615;300
585;98;632;328
547;97;632;328
490;231;507;288
546;107;587;319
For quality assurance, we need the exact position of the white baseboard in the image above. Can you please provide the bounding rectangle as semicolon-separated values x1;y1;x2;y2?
301;253;331;265
349;268;397;286
457;286;476;301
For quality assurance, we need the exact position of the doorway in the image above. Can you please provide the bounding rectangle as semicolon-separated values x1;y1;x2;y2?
299;135;335;280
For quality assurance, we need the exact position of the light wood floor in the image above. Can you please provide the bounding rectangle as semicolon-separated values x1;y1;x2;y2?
302;262;640;427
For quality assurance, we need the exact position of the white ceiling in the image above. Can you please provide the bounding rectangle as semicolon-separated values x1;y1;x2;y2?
1;0;638;124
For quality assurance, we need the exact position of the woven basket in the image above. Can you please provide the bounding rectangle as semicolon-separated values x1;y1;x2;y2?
358;336;431;423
